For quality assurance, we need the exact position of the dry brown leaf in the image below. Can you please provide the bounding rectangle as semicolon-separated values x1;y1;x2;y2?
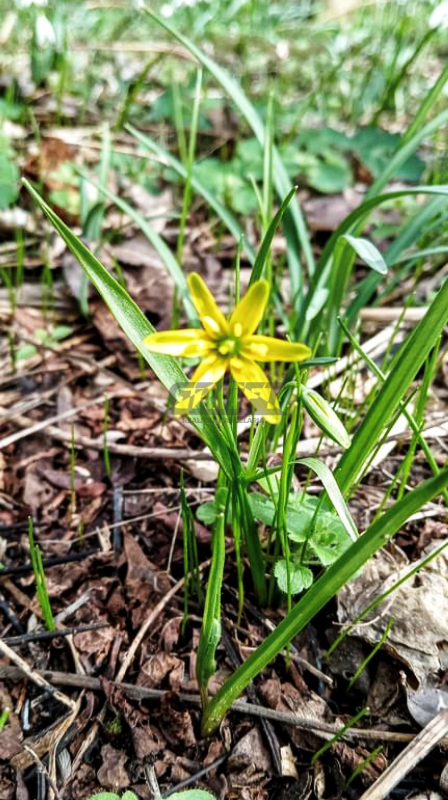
137;652;184;690
122;532;171;627
159;693;196;749
96;744;130;792
73;625;115;669
228;727;272;774
337;549;448;683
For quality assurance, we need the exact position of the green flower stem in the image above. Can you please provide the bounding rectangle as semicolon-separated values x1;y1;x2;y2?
196;475;227;709
245;419;269;479
233;474;267;607
213;383;267;606
201;467;448;735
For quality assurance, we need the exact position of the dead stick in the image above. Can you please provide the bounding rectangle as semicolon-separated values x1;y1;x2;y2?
0;642;76;711
1;664;444;746
359;708;448;800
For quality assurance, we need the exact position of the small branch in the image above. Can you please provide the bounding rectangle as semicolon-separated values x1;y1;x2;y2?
0;664;437;746
3;622;110;646
0;643;77;712
359;709;448;800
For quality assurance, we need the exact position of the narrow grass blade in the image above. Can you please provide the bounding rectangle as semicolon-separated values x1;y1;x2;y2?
127;123;256;264
28;517;55;631
371;28;436;126
402;62;448;145
336;277;448;494
75;169;196;323
304;185;448;331
248;187;297;286
201;467;448;735
315;185;448;290
346;195;448;322
142;4;314;290
196;499;226;708
23;179;234;475
367;108;448;199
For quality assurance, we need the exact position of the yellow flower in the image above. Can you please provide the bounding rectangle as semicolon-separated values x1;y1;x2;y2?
144;273;311;424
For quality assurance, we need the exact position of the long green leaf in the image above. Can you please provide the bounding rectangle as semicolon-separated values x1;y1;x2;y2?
346;195;448;322
127;123;256;265
303;185;448;331
298;457;358;542
367;108;448;200
75;169;196;323
196;503;226;707
336;276;448;494
23;178;234;475
201;467;448;735
402;62;448;145
249;187;297;286
142;4;314;292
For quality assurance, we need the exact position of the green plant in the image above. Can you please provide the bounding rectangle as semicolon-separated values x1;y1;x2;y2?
0;131;19;209
24;175;448;737
85;792;138;800
28;517;55;631
0;708;10;731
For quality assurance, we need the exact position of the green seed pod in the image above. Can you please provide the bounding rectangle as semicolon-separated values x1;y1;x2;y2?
302;387;351;449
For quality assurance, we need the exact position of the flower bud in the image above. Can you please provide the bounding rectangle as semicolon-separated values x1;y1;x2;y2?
302;387;351;449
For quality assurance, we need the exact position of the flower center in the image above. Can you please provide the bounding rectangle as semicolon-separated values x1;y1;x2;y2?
217;336;240;356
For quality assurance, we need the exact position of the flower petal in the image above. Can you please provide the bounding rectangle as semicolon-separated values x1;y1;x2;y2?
187;273;229;337
243;335;311;362
174;354;228;414
144;329;212;357
229;280;270;336
230;356;281;424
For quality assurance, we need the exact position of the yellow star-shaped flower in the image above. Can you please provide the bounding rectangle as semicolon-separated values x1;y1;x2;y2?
144;273;311;424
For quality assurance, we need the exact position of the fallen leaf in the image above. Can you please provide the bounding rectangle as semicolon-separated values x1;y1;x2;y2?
137;652;184;690
96;744;130;792
228;727;272;774
337;548;448;683
122;532;171;627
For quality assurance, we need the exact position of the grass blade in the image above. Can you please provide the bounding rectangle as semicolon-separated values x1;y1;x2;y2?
336;276;448;494
142;3;314;292
23;178;234;475
298;457;358;542
75;169;196;323
303;184;448;334
367;108;448;199
249;187;297;286
127;123;256;265
201;467;448;735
